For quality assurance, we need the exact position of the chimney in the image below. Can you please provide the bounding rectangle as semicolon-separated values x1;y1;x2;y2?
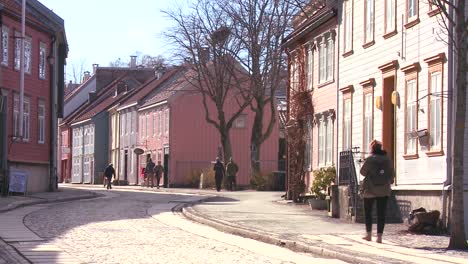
88;91;97;103
130;55;137;68
82;71;91;83
92;64;99;74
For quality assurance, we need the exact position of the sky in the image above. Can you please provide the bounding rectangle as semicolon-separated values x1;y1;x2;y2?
39;0;187;82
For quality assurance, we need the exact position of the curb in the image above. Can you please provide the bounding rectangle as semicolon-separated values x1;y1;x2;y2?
0;192;102;214
180;203;405;264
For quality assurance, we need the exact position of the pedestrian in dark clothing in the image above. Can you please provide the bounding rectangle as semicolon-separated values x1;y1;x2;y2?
360;140;394;243
225;157;239;191
104;164;116;190
154;161;165;189
213;157;225;192
145;158;156;188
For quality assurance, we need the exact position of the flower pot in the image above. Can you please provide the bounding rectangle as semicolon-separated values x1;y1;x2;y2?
308;198;328;210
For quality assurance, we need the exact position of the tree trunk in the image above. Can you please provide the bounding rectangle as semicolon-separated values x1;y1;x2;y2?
250;102;264;175
448;0;467;249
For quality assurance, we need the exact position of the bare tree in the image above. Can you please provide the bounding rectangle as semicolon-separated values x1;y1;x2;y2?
68;59;87;84
219;0;296;175
109;54;167;68
430;0;468;250
164;0;251;162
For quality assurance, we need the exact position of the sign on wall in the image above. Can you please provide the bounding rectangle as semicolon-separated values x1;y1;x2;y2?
9;169;28;195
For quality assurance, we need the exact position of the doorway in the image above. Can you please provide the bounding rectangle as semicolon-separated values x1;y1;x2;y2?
163;147;169;187
124;150;128;183
382;76;397;168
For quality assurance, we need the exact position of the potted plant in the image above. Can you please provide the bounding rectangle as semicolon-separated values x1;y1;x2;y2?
309;166;336;210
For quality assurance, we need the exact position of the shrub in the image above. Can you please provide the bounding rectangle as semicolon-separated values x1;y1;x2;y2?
250;171;275;191
311;166;336;200
185;167;216;189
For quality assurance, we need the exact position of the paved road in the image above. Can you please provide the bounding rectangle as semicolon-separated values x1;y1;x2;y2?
11;188;347;264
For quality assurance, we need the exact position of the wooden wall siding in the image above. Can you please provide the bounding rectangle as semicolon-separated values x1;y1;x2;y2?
2;14;53;165
170;90;279;187
63;78;96;118
337;0;449;186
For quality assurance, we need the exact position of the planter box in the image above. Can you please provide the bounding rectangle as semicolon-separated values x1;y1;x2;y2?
308;198;328;210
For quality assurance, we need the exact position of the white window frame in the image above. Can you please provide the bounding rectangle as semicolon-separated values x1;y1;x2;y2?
304;121;313;170
364;0;374;44
24;37;31;74
405;79;417;154
363;93;373;153
153;111;156;137
306;45;313;91
343;99;352;150
165;110;169;134
23;96;30;142
318;116;333;166
2;26;9;66
146;112;150;139
343;0;353;53
38;100;45;144
158;111;162;136
13;94;19;137
407;0;418;21
429;71;442;150
39;42;46;79
318;33;335;84
385;0;396;34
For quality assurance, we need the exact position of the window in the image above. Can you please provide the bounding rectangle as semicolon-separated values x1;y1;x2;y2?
304;121;313;170
317;115;333;166
306;46;313;91
406;0;419;26
234;114;247;128
385;0;396;35
343;0;353;54
120;114;124;136
158;111;162;135
14;34;31;73
165;110;169;134
39;42;46;79
38;100;45;144
318;32;335;84
290;56;299;92
13;94;30;141
405;79;417;155
1;26;8;66
363;93;373;153
428;0;441;16
364;0;374;45
343;99;352;150
126;112;131;135
153;112;156;137
146;113;150;138
424;53;445;155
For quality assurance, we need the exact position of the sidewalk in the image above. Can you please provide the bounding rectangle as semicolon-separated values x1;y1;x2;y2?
181;191;468;264
1;185;467;264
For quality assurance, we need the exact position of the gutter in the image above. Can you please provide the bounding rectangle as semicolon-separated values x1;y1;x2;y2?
138;100;168;112
442;0;454;228
116;102;137;112
48;34;57;192
283;9;336;48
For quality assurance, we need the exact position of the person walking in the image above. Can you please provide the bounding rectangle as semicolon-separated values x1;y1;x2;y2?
145;158;156;188
154;161;165;189
104;164;116;190
359;140;394;243
213;157;225;192
225;157;239;191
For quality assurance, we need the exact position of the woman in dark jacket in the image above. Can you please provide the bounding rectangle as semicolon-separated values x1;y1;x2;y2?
360;140;394;243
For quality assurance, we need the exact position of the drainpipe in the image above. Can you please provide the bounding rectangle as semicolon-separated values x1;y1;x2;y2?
18;0;26;138
335;10;340;184
442;0;454;228
48;35;57;192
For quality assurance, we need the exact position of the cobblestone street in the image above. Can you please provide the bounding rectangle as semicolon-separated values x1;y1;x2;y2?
17;189;346;264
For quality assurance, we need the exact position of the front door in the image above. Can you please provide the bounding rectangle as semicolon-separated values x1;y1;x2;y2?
163;147;169;187
382;76;396;170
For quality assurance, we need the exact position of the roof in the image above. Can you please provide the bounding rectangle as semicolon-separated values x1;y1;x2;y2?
118;66;186;110
69;76;142;125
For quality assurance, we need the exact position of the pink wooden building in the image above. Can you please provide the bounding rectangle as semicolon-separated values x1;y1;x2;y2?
137;67;280;187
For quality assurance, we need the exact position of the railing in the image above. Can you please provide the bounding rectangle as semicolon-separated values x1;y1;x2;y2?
338;148;360;220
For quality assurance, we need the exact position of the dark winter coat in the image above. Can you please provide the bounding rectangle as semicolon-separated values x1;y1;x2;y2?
360;154;394;198
104;166;115;179
214;161;225;179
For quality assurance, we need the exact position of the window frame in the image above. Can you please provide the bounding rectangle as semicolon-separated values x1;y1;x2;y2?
363;0;375;48
402;63;419;159
1;25;9;66
424;53;445;156
405;0;420;28
318;32;335;85
384;0;397;38
343;0;354;56
316;112;334;167
38;99;45;144
39;42;47;79
165;109;169;134
360;78;375;158
306;44;314;91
